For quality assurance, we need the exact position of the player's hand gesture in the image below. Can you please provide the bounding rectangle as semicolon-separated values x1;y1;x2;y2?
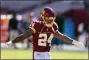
72;40;85;48
6;41;13;48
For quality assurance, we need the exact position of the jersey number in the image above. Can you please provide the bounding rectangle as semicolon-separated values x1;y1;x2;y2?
38;33;53;46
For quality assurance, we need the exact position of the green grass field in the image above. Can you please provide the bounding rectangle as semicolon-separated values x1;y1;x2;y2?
1;49;88;59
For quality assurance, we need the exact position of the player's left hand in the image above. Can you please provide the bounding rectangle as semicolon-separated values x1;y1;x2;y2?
72;40;85;48
6;41;13;48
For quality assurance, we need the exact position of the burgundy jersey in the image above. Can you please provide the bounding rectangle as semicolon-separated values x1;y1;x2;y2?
30;21;58;52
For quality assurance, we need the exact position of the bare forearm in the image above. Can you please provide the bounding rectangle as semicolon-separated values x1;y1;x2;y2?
54;31;73;44
12;34;26;43
12;28;34;43
54;31;85;48
60;35;73;44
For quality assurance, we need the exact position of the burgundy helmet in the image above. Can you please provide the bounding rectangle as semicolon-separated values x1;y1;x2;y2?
41;7;56;27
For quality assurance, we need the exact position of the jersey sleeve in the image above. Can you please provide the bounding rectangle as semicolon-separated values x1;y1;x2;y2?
29;21;37;33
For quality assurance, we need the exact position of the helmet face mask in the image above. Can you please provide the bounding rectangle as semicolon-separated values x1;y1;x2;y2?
41;7;55;27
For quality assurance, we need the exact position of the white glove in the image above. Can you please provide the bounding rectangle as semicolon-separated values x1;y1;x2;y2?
72;40;85;48
6;41;13;48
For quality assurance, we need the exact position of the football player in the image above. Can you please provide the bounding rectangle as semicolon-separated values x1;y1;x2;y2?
6;7;85;60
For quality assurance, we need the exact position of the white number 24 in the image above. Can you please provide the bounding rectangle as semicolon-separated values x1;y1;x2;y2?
38;33;54;46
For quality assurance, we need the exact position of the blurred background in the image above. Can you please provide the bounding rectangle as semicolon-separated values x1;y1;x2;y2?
1;0;89;59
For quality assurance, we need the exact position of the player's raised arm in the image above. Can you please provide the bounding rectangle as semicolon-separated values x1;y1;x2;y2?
6;28;35;46
6;21;36;47
12;28;34;43
54;31;85;48
54;31;73;43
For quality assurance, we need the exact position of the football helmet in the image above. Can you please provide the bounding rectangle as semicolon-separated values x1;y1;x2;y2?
41;7;55;27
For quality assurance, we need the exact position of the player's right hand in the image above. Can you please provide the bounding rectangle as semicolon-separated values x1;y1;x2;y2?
6;41;13;48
